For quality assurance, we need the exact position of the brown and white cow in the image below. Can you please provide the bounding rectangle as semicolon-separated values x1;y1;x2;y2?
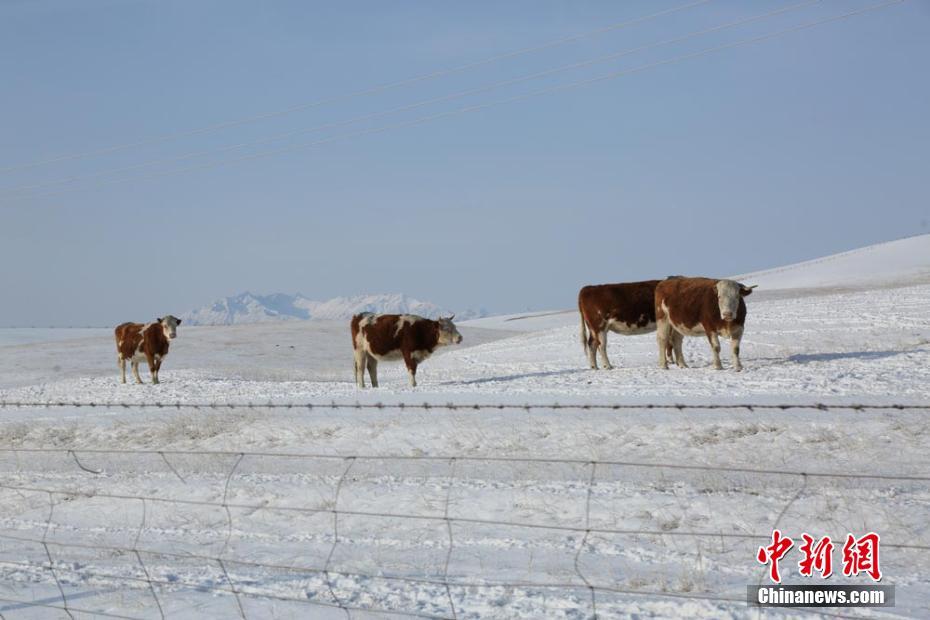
578;279;683;369
655;278;756;371
114;316;181;384
351;312;462;388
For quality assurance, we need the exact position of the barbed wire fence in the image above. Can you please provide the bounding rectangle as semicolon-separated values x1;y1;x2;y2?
1;400;928;618
2;399;929;411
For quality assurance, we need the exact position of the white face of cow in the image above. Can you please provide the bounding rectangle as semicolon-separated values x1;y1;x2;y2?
436;316;462;345
159;315;181;339
715;280;754;321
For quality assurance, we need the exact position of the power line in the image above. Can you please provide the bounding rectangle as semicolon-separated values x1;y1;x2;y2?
0;0;819;197
0;0;713;175
8;0;904;203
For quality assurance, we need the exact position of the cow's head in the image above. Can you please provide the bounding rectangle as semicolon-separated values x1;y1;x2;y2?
436;315;462;345
158;315;182;339
714;281;756;322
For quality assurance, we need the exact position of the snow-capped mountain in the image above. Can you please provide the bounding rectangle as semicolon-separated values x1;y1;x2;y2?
182;292;488;326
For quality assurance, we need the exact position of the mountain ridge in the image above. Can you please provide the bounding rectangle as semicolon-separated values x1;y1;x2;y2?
182;292;488;325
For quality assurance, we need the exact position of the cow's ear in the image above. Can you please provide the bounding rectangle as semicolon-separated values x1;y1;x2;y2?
740;285;757;297
177;319;182;325
156;317;162;323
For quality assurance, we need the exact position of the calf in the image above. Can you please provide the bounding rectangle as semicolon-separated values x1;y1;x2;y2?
578;279;682;369
655;278;755;371
115;316;181;384
351;313;462;388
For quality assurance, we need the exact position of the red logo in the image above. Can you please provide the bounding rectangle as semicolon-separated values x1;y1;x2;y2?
756;529;794;583
757;531;881;583
842;533;882;581
798;534;834;578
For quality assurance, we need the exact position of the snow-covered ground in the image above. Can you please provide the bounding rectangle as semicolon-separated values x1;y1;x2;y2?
1;235;929;619
0;328;110;347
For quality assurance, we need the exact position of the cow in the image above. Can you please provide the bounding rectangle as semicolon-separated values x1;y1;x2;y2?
578;279;683;370
351;313;462;388
655;277;756;371
114;316;181;384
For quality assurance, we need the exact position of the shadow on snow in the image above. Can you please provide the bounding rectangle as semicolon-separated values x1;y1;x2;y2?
444;369;587;386
788;350;911;364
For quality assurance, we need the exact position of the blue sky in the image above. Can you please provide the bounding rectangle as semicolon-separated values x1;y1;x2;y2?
1;0;928;326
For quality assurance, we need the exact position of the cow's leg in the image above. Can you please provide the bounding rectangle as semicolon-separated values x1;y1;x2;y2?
146;354;158;384
403;351;418;387
153;357;163;384
597;330;613;370
367;357;379;388
354;349;367;388
581;314;597;370
706;330;722;370
586;330;599;370
118;356;127;384
657;318;671;370
730;329;744;372
673;332;688;368
131;359;143;384
586;334;598;370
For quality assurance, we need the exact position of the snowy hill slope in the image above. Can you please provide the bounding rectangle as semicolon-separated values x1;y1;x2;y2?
183;292;488;325
466;234;930;333
735;233;930;291
462;309;578;332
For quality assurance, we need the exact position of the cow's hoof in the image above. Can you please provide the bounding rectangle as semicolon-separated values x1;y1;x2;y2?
659;364;669;370
713;365;723;371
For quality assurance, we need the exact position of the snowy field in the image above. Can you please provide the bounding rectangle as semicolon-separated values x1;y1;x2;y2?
1;237;930;619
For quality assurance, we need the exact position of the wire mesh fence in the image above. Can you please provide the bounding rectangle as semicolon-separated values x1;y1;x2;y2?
1;401;928;618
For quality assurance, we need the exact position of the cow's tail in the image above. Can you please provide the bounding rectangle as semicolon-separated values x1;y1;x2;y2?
579;301;590;359
350;314;361;351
